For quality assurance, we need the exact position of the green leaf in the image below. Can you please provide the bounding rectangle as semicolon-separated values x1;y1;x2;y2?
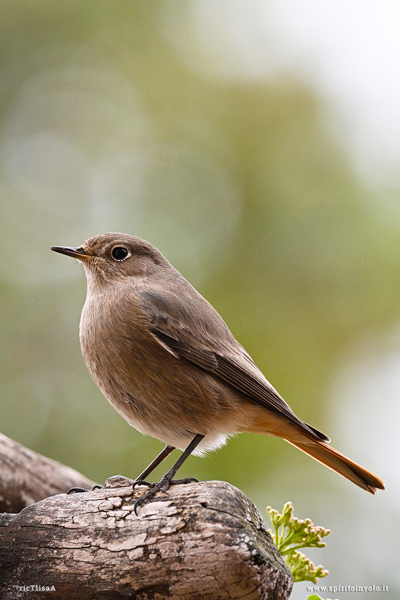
266;502;330;584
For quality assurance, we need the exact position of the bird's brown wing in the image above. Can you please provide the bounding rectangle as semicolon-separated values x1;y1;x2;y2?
140;290;329;443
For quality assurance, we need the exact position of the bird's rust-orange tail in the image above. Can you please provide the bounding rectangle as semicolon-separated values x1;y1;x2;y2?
287;438;385;493
248;410;384;493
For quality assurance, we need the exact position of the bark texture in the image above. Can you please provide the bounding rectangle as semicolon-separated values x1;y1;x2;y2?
0;435;293;599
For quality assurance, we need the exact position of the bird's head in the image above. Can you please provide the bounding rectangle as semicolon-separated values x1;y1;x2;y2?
52;233;166;288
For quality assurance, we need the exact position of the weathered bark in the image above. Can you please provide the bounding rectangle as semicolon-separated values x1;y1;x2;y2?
0;436;293;600
0;433;96;513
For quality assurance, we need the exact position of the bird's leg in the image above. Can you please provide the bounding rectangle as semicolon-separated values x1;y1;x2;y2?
133;444;176;489
68;445;177;495
134;434;204;514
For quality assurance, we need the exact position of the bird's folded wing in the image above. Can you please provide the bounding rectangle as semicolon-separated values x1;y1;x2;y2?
140;290;329;443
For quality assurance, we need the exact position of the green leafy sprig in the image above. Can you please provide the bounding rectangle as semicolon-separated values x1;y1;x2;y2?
266;501;330;584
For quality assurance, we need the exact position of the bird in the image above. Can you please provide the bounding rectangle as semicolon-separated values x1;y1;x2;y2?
51;233;384;510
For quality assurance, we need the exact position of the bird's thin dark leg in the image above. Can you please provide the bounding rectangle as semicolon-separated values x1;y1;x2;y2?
159;434;203;483
68;446;176;495
68;445;177;496
134;434;204;514
133;444;176;487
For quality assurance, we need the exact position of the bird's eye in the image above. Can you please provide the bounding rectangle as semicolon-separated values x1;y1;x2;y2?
111;246;130;261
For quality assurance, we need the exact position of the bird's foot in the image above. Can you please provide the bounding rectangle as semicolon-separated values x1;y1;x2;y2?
169;477;199;485
133;476;198;514
67;475;134;494
67;484;102;495
132;479;155;491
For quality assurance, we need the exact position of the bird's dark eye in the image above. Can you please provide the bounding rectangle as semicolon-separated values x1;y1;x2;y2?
111;246;130;261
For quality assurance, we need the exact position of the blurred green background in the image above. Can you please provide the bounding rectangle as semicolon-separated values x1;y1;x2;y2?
0;2;399;598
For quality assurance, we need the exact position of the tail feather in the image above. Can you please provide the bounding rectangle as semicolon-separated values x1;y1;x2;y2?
287;439;385;494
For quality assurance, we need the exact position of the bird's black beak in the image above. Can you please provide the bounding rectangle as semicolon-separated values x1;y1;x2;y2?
51;246;91;260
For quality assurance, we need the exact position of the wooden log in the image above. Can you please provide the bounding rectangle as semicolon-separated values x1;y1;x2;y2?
0;473;292;599
0;432;96;513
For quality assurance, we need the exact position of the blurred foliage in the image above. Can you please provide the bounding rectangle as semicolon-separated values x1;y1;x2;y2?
0;3;398;597
0;0;399;484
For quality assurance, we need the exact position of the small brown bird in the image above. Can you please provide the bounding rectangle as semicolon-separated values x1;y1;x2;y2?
52;233;384;509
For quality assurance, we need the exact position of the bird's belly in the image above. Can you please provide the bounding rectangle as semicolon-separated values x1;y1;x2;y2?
96;362;244;454
80;318;251;453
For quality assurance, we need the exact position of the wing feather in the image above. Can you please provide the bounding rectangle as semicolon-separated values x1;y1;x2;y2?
140;289;329;443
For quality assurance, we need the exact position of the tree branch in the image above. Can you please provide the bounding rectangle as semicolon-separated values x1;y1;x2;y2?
0;435;292;599
0;433;96;513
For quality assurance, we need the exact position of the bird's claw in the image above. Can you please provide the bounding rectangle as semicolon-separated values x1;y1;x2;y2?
133;478;170;515
132;479;155;490
169;477;199;485
133;476;198;515
67;484;102;495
